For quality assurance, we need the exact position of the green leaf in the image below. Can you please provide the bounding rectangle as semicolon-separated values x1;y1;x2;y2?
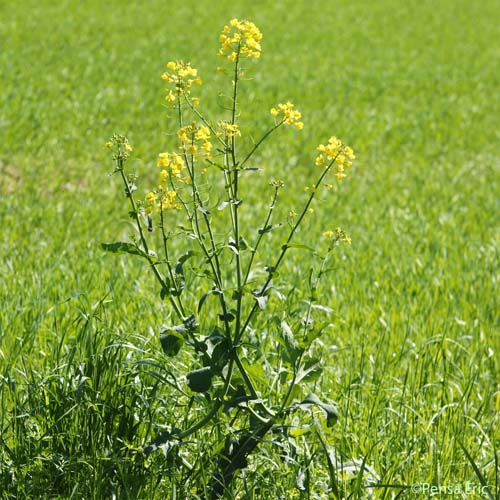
159;314;198;356
284;243;316;252
160;331;184;357
258;223;282;235
219;311;235;322
175;250;198;274
186;367;213;392
210;337;231;375
253;293;268;310
301;394;338;427
296;359;323;384
198;288;222;314
101;242;145;257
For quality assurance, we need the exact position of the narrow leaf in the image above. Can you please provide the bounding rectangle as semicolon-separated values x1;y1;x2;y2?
101;242;144;257
301;393;339;427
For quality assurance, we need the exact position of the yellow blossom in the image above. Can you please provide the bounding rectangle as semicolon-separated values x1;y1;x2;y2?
315;136;355;180
159;169;168;185
161;60;201;103
315;155;325;166
219;121;241;138
270;102;303;129
165;91;176;102
218;19;263;61
323;227;351;244
195;126;210;141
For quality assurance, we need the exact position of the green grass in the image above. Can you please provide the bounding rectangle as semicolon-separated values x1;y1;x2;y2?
1;0;499;498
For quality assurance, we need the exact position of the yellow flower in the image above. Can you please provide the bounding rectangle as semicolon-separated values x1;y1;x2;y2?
315;137;355;179
157;152;170;168
192;97;200;106
165;91;176;102
160;190;180;210
170;153;184;176
270;102;303;129
219;121;241;138
344;146;355;160
218;19;263;61
104;141;113;149
177;125;192;143
145;191;158;205
161;60;201;102
159;169;168;185
195;126;210;141
124;143;133;152
323;228;351;244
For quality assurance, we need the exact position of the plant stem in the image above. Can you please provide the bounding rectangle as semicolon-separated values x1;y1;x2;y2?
243;185;279;285
239;154;340;338
117;161;183;319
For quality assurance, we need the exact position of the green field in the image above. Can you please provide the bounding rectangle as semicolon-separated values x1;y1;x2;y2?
1;0;499;498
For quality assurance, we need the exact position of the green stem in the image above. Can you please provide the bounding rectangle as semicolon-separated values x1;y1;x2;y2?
239;154;340;338
176;95;233;342
117;162;183;319
159;209;186;317
239;121;283;169
243;186;279;285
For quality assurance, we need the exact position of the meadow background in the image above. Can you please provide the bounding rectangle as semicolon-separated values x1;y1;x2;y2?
1;0;499;498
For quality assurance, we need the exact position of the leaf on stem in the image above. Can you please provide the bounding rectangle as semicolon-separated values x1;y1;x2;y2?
187;366;213;392
295;359;323;384
258;223;282;235
300;393;338;427
160;314;198;356
252;291;268;310
160;330;184;357
101;242;145;258
198;288;222;314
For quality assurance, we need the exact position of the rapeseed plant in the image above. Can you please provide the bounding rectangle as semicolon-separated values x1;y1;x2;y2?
104;19;355;498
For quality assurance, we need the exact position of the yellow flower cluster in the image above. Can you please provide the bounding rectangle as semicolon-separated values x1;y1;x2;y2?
323;228;352;244
161;61;202;102
144;189;180;214
218;19;263;61
218;121;241;139
157;152;184;184
315;137;356;180
270;102;304;130
177;123;213;157
104;136;132;151
104;135;133;162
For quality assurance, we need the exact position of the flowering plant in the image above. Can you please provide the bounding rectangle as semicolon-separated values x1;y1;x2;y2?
104;18;355;499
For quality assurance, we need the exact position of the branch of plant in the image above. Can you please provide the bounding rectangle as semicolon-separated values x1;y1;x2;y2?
243;185;280;285
117;161;183;319
238;154;341;342
159;209;186;317
239;120;284;169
